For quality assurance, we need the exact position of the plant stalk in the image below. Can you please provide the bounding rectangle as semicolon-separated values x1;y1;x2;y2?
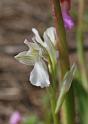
50;0;75;124
47;86;60;124
47;57;60;124
76;0;88;91
51;89;60;124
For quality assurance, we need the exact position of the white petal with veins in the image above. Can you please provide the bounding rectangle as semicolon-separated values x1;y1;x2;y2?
15;51;38;65
32;28;44;46
44;27;56;46
30;60;50;88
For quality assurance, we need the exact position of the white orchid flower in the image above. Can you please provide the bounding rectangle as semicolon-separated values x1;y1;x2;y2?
15;27;57;88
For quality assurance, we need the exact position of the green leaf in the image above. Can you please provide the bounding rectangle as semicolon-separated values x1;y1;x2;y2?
55;64;77;114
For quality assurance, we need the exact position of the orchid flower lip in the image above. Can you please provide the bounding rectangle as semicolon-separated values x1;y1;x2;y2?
30;60;50;88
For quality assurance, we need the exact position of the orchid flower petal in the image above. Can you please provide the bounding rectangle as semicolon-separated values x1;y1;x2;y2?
43;29;57;67
15;51;39;65
32;28;44;46
44;27;57;46
30;60;50;88
24;39;40;51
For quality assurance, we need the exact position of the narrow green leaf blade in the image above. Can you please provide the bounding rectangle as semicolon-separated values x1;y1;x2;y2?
55;64;76;114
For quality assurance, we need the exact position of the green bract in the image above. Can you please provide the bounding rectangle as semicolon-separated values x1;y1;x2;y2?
55;64;77;113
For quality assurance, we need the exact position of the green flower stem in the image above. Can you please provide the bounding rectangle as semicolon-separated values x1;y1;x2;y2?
76;0;88;91
47;86;60;124
50;0;75;124
47;61;60;124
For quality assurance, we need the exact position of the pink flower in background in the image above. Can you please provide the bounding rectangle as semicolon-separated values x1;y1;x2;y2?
62;11;74;29
51;0;74;30
9;111;22;124
61;0;74;29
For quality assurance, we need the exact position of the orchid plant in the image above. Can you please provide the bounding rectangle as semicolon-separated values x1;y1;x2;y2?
15;27;76;124
14;0;77;124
